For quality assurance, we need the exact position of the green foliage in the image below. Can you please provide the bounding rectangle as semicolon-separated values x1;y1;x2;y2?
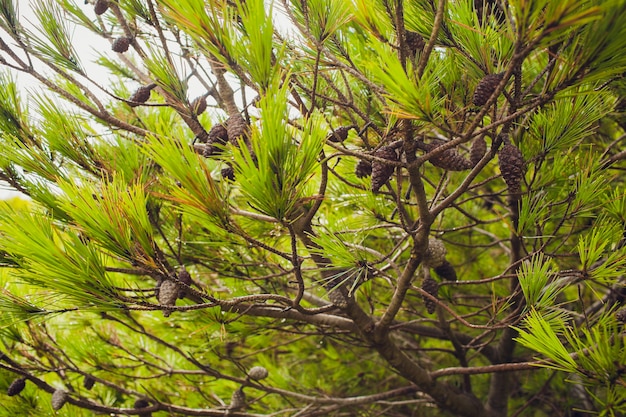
0;0;625;416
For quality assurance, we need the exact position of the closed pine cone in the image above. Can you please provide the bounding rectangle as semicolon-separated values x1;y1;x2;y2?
94;0;109;15
128;84;155;107
7;378;26;396
421;140;473;171
158;279;179;317
498;139;525;195
434;260;457;281
371;146;398;192
327;126;353;142
421;277;439;314
111;37;131;53
470;135;487;166
405;31;424;56
226;115;249;145
472;73;504;106
51;389;68;411
355;159;372;178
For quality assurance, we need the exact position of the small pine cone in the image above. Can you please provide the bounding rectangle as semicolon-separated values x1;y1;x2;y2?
355;159;372;178
221;165;235;181
191;95;207;115
51;389;68;411
111;37;131;53
7;378;26;396
616;309;626;323
134;399;150;409
423;238;447;268
421;277;439;314
177;267;192;299
134;399;152;417
158;279;179;317
128;84;155;107
248;366;269;381
94;0;109;15
208;123;229;145
498;140;525;195
472;73;504;106
470;135;487;166
327;126;353;143
82;375;95;390
423;141;473;171
229;387;246;410
371;146;398;192
204;123;229;156
434;260;457;281
405;31;424;56
226;115;249;145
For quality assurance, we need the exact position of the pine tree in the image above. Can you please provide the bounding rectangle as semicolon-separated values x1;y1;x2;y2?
1;0;626;416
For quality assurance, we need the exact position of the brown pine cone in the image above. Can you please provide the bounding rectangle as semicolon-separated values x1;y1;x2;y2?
472;73;504;106
421;277;439;314
221;165;235;181
51;389;68;411
470;135;487;166
327;126;353;143
191;95;207;115
128;84;156;107
421;140;473;171
158;279;179;317
405;31;424;56
371;146;398;192
7;378;26;396
111;37;131;53
229;387;246;410
434;260;457;281
94;0;109;15
355;159;372;178
423;238;447;268
498;139;525;195
226;115;249;145
177;267;192;299
616;308;626;323
82;375;95;390
134;399;152;417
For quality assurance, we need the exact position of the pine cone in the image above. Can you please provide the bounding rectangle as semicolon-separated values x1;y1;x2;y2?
421;277;439;314
191;95;207;115
434;260;457;281
470;135;487;166
177;267;192;299
327;126;353;143
128;84;155;107
158;279;179;317
204;123;229;156
94;0;109;15
355;159;372;178
616;308;626;323
248;366;269;381
405;31;424;56
229;387;246;410
51;389;68;411
221;165;235;181
498;140;525;195
472;73;504;106
421;141;473;171
134;399;152;417
226;115;249;145
423;238;447;268
82;375;95;390
111;37;131;53
7;378;26;396
371;146;398;192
